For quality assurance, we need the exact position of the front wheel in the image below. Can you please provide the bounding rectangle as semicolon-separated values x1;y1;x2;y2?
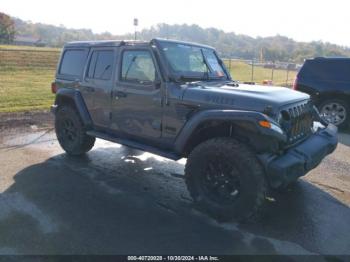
185;137;267;222
55;106;95;156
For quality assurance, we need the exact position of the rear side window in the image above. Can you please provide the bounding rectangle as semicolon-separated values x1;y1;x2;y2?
87;50;114;80
59;49;88;77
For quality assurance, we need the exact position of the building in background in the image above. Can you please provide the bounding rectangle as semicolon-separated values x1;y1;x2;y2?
13;35;46;47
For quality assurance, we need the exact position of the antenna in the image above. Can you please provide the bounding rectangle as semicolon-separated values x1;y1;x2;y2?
133;18;138;40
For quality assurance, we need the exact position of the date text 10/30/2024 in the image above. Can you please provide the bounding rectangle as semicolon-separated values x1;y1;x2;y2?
127;256;219;261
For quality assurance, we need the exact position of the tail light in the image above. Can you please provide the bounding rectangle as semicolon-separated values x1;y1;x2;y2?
292;76;298;90
51;82;57;94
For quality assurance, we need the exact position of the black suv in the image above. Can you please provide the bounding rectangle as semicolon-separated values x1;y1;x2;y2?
294;57;350;128
51;39;337;221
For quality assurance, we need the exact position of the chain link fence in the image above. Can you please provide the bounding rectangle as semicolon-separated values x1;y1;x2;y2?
223;58;299;87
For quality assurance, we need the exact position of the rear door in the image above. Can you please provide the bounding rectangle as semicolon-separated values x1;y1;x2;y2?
111;47;163;140
81;47;116;128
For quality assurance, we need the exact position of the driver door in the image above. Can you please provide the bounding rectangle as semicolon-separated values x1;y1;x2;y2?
111;47;163;141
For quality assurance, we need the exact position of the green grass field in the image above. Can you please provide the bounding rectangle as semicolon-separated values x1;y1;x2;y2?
0;45;59;112
0;45;296;113
0;68;56;112
0;44;61;51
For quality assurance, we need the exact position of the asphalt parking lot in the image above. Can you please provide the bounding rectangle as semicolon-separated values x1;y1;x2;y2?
0;127;349;257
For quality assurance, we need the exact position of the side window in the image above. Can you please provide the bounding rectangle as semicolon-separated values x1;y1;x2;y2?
59;49;88;77
87;50;114;80
121;50;156;84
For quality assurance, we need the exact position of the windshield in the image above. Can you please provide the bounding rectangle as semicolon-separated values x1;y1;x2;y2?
159;41;228;81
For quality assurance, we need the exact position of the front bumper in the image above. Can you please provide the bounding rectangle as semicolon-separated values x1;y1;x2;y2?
261;124;338;188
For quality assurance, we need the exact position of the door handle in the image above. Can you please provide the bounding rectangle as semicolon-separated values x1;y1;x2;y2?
153;96;163;106
84;86;95;92
115;91;127;99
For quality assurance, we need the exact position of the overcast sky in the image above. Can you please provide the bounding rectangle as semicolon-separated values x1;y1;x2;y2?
2;0;350;46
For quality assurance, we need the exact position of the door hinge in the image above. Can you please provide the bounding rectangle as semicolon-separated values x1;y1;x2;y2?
165;126;177;134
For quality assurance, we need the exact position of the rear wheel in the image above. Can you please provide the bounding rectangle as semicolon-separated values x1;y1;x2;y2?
55;106;95;155
319;99;349;129
185;137;267;222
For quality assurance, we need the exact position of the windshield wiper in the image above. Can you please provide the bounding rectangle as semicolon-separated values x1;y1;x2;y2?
177;75;203;82
168;74;204;83
225;80;239;87
99;65;111;79
124;56;137;80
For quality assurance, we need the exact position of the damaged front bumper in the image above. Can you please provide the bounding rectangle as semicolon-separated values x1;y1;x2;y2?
259;123;338;188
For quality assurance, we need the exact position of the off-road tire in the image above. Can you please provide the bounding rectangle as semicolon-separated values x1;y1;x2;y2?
55;106;95;156
273;180;299;193
185;137;267;222
318;99;350;129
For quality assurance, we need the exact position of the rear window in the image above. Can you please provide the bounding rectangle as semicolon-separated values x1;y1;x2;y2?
300;59;350;81
59;49;88;77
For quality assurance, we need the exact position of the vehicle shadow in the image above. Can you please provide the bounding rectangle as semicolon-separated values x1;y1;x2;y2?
338;132;350;147
0;145;349;255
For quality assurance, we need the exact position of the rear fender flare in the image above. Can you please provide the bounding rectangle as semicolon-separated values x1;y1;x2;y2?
54;88;93;128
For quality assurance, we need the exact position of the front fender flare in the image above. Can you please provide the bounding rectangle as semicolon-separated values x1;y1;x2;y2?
174;110;287;155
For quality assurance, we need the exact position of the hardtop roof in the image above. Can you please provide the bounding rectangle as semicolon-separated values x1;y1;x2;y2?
64;40;149;48
64;38;215;49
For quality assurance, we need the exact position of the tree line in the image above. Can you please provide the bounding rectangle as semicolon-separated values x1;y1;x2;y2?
1;12;350;62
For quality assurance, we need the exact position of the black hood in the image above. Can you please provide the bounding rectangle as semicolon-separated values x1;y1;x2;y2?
181;82;310;114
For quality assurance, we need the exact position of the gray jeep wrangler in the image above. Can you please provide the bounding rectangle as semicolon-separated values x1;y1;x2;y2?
51;39;338;221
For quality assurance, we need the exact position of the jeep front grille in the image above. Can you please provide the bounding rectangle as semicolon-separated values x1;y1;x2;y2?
282;102;314;144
